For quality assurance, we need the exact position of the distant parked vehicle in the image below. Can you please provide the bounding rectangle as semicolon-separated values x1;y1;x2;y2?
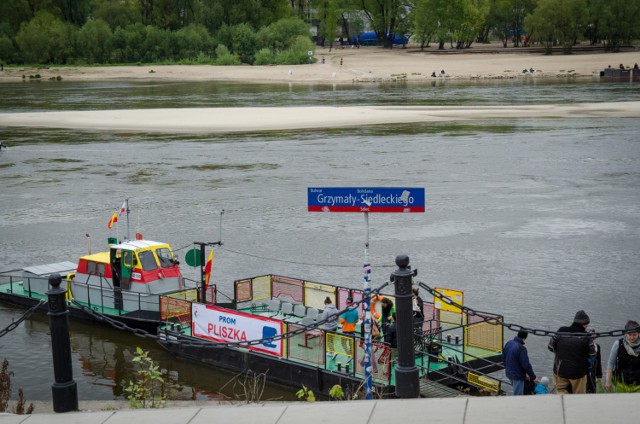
349;32;408;46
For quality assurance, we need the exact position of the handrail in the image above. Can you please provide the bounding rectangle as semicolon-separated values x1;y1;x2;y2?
418;350;510;388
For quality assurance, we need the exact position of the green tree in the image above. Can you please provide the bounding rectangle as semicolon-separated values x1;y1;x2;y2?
257;17;310;51
142;25;173;61
93;0;141;30
78;19;112;63
453;0;490;49
0;1;32;37
15;11;75;63
175;23;213;60
591;0;640;52
0;35;16;64
413;0;438;48
359;0;414;48
53;0;91;26
316;0;341;48
525;0;587;53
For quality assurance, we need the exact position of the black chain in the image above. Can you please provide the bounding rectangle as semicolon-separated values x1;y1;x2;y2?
71;281;391;348
0;300;47;338
417;281;634;339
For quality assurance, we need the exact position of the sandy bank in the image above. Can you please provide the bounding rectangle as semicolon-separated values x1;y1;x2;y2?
0;102;638;134
0;46;638;84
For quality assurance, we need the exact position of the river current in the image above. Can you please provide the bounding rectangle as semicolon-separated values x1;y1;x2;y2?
0;78;639;400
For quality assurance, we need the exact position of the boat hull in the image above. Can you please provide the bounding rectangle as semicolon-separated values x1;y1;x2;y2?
157;329;374;397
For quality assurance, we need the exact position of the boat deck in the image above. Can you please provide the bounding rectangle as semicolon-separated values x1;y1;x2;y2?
162;304;502;389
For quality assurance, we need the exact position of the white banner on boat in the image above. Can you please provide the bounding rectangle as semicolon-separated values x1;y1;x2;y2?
192;303;284;357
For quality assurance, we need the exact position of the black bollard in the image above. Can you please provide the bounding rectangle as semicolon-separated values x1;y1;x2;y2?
47;273;78;412
390;255;419;398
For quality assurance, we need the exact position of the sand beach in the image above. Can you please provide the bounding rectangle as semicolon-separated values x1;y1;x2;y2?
0;45;638;132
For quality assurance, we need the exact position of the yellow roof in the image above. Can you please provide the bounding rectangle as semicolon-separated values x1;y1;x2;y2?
79;251;111;264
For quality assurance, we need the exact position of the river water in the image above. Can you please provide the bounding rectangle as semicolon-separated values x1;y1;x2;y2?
0;78;639;400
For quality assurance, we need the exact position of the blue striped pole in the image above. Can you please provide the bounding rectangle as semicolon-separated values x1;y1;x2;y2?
363;212;373;399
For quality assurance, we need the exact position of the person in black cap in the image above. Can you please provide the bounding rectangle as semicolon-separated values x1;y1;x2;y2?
548;310;596;394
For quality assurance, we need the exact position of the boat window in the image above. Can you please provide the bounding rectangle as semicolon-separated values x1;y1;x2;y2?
87;261;105;276
138;250;158;271
156;248;174;268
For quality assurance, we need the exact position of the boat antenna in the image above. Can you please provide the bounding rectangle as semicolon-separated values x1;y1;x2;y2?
125;198;130;241
219;209;225;245
85;233;91;254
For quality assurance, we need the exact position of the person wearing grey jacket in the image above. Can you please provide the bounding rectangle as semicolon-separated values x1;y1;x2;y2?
319;297;339;331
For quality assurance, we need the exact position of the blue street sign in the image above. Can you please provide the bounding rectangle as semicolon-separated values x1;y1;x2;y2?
307;187;425;213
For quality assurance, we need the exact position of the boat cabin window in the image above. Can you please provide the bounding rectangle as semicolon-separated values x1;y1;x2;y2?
156;248;174;268
138;250;158;271
87;261;106;276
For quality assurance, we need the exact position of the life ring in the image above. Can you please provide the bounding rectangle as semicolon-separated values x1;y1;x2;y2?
370;295;383;320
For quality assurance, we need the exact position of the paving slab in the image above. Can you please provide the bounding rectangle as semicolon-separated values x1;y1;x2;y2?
102;407;201;424
7;410;115;424
277;400;375;424
0;413;31;424
564;393;639;424
465;395;564;424
190;403;288;424
369;397;467;424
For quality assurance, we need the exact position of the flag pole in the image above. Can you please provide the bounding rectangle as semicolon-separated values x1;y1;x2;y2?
363;211;373;399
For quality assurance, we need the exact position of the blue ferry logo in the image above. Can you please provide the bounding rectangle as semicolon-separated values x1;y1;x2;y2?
262;326;277;348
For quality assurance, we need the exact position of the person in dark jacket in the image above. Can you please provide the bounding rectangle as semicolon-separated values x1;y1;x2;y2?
586;327;603;393
548;310;596;394
605;320;640;391
384;312;398;364
503;330;537;395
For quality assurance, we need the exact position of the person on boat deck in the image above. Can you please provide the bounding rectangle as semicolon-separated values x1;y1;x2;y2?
318;297;339;331
605;320;640;391
378;297;395;334
503;330;537;395
412;287;424;345
548;310;596;394
586;326;603;393
339;297;359;335
384;312;398;363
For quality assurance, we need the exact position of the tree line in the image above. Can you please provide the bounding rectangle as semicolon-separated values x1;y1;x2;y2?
1;0;639;66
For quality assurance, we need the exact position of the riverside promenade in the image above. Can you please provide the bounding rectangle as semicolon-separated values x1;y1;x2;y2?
0;394;636;424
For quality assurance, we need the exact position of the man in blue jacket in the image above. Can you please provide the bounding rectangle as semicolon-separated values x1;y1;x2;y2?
503;330;537;395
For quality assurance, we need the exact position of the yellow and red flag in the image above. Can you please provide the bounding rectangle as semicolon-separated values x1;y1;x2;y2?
204;248;214;288
108;211;118;229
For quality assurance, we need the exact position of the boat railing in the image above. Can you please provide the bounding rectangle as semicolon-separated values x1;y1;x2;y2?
71;275;173;314
416;348;508;394
0;273;59;298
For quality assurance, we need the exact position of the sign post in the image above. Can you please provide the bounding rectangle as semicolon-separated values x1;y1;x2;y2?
308;187;425;399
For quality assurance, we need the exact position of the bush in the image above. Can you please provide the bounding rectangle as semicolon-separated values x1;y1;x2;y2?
213;44;240;65
254;48;275;65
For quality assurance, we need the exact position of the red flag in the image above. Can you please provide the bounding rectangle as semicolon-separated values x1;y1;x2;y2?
204;248;214;288
108;211;118;229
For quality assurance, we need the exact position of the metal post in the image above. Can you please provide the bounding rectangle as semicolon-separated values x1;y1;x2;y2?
197;242;206;303
362;212;373;399
47;273;78;412
390;255;419;398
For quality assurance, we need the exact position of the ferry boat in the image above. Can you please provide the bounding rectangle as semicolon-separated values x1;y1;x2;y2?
0;202;204;332
156;273;506;397
0;237;200;332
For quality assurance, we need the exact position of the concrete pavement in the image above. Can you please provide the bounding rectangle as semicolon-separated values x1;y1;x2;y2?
0;394;637;424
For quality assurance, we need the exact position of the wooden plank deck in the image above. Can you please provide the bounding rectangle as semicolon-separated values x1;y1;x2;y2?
419;379;468;398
